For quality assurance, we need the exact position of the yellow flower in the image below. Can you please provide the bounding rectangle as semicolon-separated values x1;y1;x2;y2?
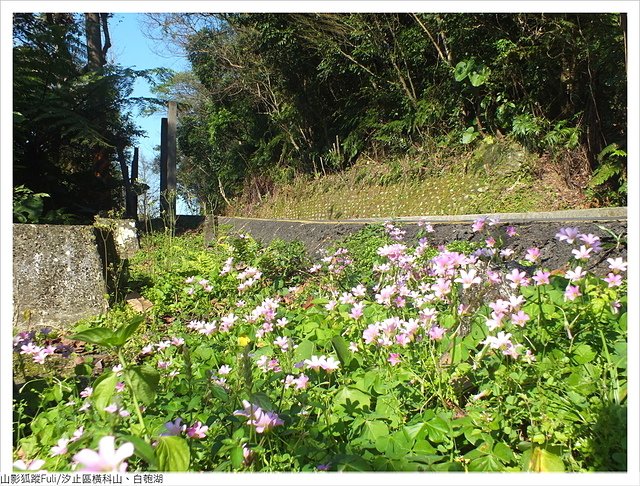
238;336;250;347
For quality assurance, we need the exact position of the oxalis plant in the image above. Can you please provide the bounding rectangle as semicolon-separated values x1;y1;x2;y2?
13;220;627;473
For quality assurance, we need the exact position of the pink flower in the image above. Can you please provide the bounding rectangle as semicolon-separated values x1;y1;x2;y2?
274;336;289;351
607;258;627;273
532;270;550;285
428;325;446;341
506;269;529;288
506;226;518;237
472;218;486;232
218;365;232;375
233;400;284;433
455;268;482;289
349;302;365;320
525;247;541;263
555;227;580;244
71;426;84;443
571;245;593;260
388;353;401;366
564;285;582;301
578;233;602;252
13;459;46;471
565;266;586;282
115;382;126;393
171;337;185;346
186;421;208;439
294;374;309;389
511;311;530;327
50;438;70;456
73;436;134;472
104;404;119;414
483;331;513;350
304;356;325;372
141;344;154;355
604;273;623;288
321;356;340;373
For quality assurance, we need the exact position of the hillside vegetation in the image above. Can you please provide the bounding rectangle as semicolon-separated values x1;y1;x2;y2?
227;138;591;220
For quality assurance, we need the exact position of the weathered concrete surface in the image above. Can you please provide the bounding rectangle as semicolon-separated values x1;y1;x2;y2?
94;218;139;259
13;224;108;332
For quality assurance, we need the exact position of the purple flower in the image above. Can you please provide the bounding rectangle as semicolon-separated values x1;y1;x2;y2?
428;325;446;341
73;436;134;472
555;227;580;244
186;421;208;439
506;225;518;237
233;400;284;433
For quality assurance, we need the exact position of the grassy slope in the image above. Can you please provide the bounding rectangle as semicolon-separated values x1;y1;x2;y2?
227;139;591;220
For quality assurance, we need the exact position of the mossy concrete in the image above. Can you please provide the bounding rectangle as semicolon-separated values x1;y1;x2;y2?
13;224;109;332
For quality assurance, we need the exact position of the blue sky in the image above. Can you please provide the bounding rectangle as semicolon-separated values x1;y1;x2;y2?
108;13;192;213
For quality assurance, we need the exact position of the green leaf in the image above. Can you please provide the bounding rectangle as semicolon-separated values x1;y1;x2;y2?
454;60;473;81
376;429;412;459
461;127;479;145
119;435;157;467
210;384;229;402
424;414;450;443
359;419;388;443
333;387;371;414
112;316;144;346
71;327;117;347
125;365;160;406
249;392;275;411
331;335;352;367
469;65;491;87
156;436;190;472
230;445;244;469
572;344;596;364
92;371;118;412
333;454;371;471
522;447;565;472
403;422;426;441
493;442;515;463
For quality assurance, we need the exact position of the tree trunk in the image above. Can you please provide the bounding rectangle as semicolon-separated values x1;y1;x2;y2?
85;13;104;70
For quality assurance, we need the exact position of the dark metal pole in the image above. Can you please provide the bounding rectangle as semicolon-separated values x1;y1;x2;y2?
167;101;177;218
159;117;168;217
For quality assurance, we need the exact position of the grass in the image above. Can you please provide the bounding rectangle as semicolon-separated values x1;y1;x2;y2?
227;139;587;220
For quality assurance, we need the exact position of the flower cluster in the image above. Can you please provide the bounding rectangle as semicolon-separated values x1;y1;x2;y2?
303;355;340;373
233;400;284;433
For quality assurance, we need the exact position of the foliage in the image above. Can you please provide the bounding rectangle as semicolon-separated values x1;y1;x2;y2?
13;219;627;473
12;13;164;222
147;13;626;211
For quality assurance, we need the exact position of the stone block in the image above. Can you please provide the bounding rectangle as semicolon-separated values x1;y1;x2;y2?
13;224;108;332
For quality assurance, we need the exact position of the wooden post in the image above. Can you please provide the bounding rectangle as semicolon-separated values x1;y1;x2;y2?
167;101;177;218
159;117;168;216
130;147;139;219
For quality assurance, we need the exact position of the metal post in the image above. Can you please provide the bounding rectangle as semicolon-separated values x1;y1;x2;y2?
159;117;168;216
167;101;177;218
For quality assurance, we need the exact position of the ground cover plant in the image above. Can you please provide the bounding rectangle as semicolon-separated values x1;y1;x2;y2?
13;219;627;473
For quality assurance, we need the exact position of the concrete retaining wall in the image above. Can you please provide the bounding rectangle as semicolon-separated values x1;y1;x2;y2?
215;208;627;276
12;220;139;333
